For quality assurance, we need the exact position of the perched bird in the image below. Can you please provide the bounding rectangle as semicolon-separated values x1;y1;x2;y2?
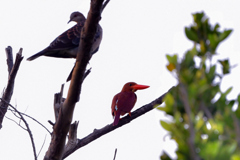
27;11;103;60
111;82;149;126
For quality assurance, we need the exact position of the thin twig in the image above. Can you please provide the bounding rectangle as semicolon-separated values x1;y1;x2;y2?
66;66;91;82
101;0;110;13
37;134;47;158
4;115;27;131
14;108;51;134
0;98;37;160
7;105;51;134
83;68;91;81
113;148;117;160
20;111;51;134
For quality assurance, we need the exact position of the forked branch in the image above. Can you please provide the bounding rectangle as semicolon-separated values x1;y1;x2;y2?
0;47;23;129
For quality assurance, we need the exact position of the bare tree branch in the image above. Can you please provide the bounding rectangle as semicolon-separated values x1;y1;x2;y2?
4;115;27;130
0;98;37;160
63;90;168;159
5;46;13;76
0;47;23;129
7;107;51;134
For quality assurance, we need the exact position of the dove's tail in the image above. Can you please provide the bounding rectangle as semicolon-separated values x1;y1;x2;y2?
27;51;45;61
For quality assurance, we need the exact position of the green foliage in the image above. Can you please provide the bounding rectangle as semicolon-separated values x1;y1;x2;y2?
159;12;240;160
184;12;232;56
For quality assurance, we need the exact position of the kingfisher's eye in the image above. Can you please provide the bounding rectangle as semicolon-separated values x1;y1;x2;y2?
129;83;132;86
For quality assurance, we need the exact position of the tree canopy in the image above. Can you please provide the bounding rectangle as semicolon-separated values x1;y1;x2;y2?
159;12;240;160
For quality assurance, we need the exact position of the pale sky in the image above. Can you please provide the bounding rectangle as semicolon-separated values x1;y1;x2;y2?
1;0;240;159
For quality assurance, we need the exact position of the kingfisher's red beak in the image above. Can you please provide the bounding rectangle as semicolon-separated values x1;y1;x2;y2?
132;84;150;90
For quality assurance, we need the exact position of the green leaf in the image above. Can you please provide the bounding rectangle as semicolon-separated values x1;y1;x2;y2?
219;29;233;42
215;142;237;160
213;23;220;32
235;94;240;118
166;54;178;64
164;93;174;107
227;142;237;154
157;106;169;113
218;59;230;74
192;12;205;25
158;93;175;115
208;33;219;51
185;27;199;42
228;100;235;109
235;107;240;118
174;111;182;124
224;87;233;96
206;65;216;82
200;141;221;159
160;120;172;131
237;94;240;103
209;119;224;134
182;51;195;68
189;45;198;55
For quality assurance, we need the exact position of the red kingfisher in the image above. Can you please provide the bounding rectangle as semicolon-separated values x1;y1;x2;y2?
111;82;149;126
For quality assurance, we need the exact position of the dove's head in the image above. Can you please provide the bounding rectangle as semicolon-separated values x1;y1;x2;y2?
68;12;86;23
